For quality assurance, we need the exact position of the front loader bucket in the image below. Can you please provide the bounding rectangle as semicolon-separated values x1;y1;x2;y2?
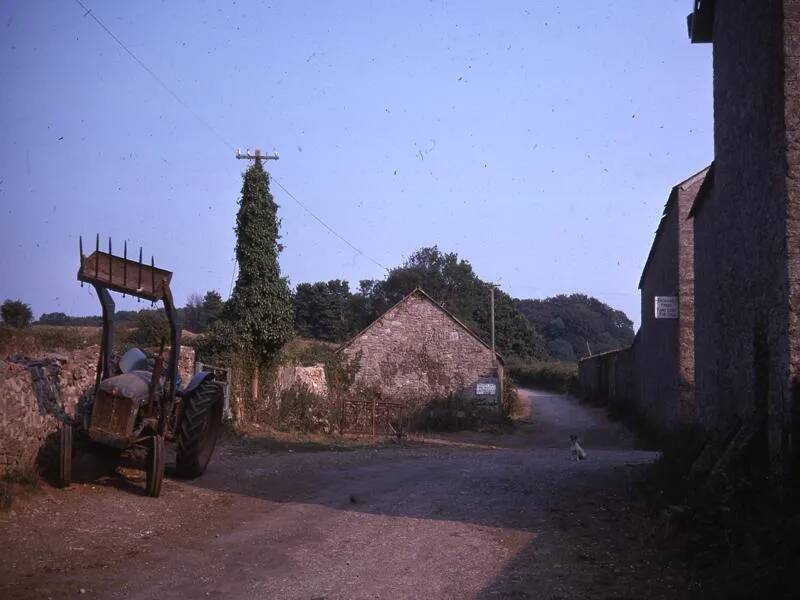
77;236;172;302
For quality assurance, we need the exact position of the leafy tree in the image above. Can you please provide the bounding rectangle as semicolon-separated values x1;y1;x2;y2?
546;338;577;362
223;159;294;399
294;247;548;360
38;311;70;326
202;290;224;326
515;294;635;361
362;247;547;360
183;293;205;333
1;299;33;328
128;309;170;347
294;280;351;341
183;290;225;333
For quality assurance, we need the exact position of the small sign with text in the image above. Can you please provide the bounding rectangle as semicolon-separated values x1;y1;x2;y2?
654;296;678;319
476;382;497;395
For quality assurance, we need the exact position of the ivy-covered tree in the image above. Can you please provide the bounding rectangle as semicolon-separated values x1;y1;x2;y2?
223;159;294;399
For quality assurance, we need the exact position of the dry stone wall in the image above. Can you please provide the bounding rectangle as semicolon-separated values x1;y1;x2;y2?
0;345;195;478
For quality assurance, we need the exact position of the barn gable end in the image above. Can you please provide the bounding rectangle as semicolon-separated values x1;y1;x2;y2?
338;288;503;417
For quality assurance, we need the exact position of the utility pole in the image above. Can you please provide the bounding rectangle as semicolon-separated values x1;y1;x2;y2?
488;282;501;415
236;148;279;162
488;283;498;365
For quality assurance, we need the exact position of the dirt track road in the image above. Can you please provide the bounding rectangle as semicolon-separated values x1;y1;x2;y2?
0;390;688;599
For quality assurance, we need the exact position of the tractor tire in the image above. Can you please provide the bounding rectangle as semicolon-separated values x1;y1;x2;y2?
58;423;73;488
145;434;165;498
175;379;223;479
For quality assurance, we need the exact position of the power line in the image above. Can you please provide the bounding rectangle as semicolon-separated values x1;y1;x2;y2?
73;0;234;152
72;0;390;282
270;177;389;272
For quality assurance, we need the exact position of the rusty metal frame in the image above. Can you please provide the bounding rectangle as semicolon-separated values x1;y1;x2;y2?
341;399;405;436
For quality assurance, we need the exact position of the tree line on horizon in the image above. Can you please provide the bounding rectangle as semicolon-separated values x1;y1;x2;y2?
291;246;636;363
5;154;633;367
5;247;635;364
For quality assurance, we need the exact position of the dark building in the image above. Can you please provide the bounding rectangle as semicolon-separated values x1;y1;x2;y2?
581;2;800;478
690;0;800;475
636;167;709;430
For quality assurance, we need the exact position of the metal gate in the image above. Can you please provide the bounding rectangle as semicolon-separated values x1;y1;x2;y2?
341;398;405;435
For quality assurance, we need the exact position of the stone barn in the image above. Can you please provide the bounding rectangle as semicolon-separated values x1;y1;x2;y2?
338;288;504;421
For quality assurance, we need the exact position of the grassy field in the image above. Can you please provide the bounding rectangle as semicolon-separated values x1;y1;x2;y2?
0;324;102;356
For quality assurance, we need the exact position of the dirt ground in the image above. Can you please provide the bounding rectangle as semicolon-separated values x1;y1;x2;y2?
0;389;691;599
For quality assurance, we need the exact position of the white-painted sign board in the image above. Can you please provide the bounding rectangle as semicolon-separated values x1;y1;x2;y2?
654;296;678;319
476;382;497;395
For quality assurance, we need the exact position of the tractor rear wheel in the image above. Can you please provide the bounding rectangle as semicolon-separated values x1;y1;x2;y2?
57;423;72;488
145;434;165;498
175;380;223;478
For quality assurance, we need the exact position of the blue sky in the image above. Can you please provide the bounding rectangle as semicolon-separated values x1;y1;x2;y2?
0;1;712;327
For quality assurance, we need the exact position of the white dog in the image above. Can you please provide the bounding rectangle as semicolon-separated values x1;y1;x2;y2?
570;435;587;461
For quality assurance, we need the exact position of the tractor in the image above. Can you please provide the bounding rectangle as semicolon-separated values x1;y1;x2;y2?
58;236;224;497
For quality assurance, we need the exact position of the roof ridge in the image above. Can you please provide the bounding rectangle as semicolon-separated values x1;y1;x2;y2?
337;286;504;363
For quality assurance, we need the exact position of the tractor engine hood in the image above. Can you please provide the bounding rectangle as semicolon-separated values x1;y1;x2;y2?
89;371;153;447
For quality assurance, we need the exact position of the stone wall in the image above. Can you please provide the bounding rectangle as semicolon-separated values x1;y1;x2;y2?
341;290;502;416
578;346;637;412
0;345;196;478
274;363;328;398
784;0;800;474
693;1;791;470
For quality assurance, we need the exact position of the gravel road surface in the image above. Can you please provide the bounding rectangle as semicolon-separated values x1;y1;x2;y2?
0;389;689;599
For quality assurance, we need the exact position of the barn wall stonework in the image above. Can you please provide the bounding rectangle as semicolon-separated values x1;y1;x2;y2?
784;0;800;470
693;1;791;468
341;292;502;413
677;178;700;422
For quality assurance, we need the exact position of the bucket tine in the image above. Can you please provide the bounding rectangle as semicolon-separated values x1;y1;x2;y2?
108;237;112;285
95;234;99;278
137;247;143;303
79;236;84;287
123;240;127;297
151;256;156;306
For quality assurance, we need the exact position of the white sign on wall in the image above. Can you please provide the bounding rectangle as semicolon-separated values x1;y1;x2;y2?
654;296;678;319
476;382;497;395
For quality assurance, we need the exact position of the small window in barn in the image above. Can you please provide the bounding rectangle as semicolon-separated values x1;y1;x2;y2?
449;332;459;341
